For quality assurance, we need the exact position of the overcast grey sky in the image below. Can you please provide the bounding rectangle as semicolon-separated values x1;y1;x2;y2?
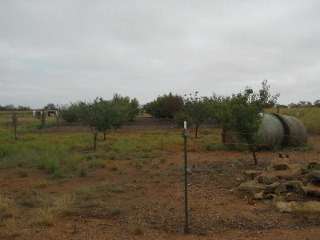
1;0;319;109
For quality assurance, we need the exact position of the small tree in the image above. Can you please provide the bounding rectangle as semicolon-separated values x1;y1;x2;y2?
182;92;212;139
220;80;279;165
110;94;131;131
145;95;165;118
129;98;140;121
40;111;46;128
43;103;57;110
12;111;18;140
81;98;112;150
160;93;184;119
60;102;81;124
145;93;183;119
4;110;32;140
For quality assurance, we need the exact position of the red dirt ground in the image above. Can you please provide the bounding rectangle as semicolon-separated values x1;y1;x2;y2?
1;117;320;240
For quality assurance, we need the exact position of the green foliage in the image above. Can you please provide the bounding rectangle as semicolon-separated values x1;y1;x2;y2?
145;93;183;119
80;98;112;150
110;94;132;131
107;151;118;160
74;94;140;149
76;187;94;200
173;110;194;128
46;159;60;174
179;92;212;138
88;159;106;169
17;168;29;177
82;98;112;133
288;100;314;108
79;167;89;177
43;103;57;110
219;80;279;164
202;143;225;151
40;111;46;128
160;93;184;119
145;99;161;118
60;102;82;124
84;150;107;160
129;98;140;121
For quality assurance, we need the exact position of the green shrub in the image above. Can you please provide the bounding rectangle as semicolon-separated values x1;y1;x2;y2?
76;187;94;200
107;151;117;160
52;169;64;179
17;168;29;177
202;143;225;151
88;159;106;169
110;207;122;216
46;159;60;174
201;129;212;135
79;167;89;177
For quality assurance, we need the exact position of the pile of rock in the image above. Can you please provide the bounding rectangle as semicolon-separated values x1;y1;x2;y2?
236;156;320;213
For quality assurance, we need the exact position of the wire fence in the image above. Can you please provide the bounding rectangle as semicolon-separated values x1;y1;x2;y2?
0;114;320;236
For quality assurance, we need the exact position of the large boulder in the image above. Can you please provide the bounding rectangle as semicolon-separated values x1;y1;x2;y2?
243;170;262;181
309;170;320;180
302;185;320;197
235;158;320;205
236;179;267;193
255;172;279;184
276;201;320;214
269;162;303;180
307;161;320;170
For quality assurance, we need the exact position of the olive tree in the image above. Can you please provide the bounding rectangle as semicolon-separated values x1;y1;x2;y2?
60;102;81;124
110;94;140;131
174;92;212;139
81;95;140;150
81;98;112;150
3;110;32;140
146;93;183;119
220;80;279;165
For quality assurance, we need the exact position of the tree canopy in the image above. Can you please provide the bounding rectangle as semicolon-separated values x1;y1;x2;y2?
59;94;140;150
145;93;183;119
219;80;279;164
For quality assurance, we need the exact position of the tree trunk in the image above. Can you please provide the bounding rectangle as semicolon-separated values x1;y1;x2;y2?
12;112;18;141
93;133;97;151
195;124;199;139
253;150;258;165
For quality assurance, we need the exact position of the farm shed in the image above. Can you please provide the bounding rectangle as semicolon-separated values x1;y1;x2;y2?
222;113;308;149
47;110;58;117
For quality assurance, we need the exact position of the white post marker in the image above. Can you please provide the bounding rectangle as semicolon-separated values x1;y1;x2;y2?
182;120;189;234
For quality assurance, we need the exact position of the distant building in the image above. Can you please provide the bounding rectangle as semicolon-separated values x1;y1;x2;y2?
47;110;58;117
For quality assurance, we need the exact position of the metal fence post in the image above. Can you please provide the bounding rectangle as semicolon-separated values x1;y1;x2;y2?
183;121;190;234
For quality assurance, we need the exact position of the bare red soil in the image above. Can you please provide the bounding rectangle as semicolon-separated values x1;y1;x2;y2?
1;117;320;240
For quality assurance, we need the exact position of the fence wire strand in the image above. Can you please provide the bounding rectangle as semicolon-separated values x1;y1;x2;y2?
1;114;320;235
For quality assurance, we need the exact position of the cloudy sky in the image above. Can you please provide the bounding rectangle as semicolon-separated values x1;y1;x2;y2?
1;0;319;109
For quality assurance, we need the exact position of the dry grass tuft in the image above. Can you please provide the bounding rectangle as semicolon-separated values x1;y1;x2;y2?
35;206;56;226
0;195;17;218
133;215;144;235
4;218;21;238
133;225;144;235
291;201;320;219
53;194;75;217
110;206;122;216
